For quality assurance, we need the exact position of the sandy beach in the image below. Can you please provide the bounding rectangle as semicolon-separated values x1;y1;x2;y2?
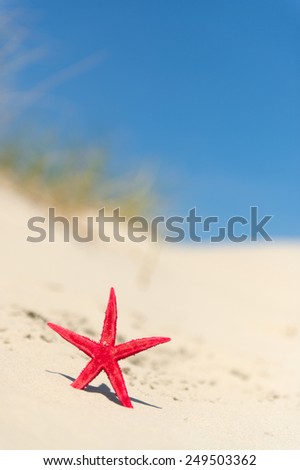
0;183;299;450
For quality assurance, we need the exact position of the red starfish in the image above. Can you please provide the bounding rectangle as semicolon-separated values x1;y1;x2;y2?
48;288;171;408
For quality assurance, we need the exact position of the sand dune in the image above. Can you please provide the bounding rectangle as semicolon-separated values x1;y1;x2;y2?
0;183;299;449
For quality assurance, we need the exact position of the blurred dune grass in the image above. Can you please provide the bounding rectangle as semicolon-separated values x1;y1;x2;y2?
0;140;156;216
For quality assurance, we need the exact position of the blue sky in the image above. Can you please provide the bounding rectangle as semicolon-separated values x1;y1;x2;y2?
8;0;300;237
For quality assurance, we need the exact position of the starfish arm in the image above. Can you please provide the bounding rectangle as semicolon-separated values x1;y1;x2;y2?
100;287;117;346
114;336;171;361
48;322;97;357
105;361;133;408
72;359;104;389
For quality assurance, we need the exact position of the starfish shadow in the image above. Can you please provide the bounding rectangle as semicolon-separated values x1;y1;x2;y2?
46;370;162;409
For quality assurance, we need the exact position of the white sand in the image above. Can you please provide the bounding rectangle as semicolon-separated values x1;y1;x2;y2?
0;183;299;449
